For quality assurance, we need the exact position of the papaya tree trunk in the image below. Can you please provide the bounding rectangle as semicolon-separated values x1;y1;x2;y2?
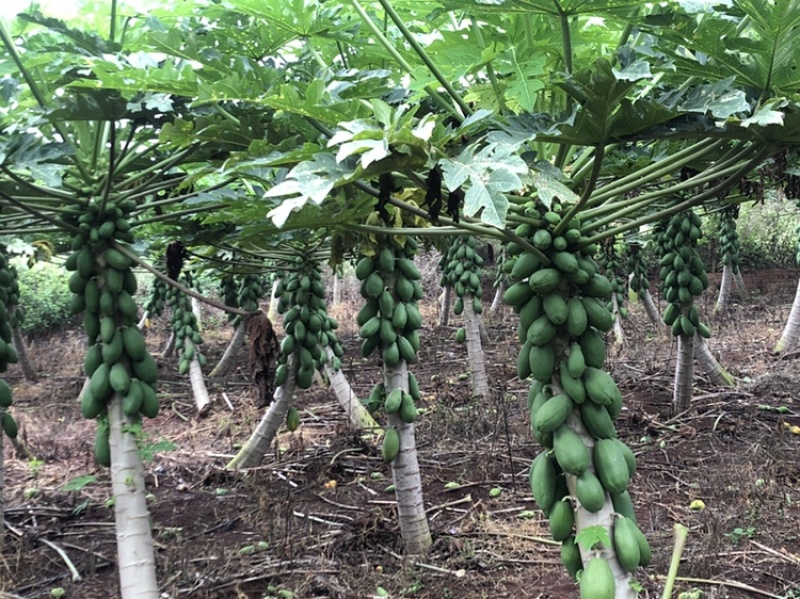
384;360;432;555
463;297;490;399
439;284;451;327
673;334;694;411
162;332;175;357
564;414;637;599
186;340;211;415
10;324;36;382
489;281;505;316
191;297;203;332
324;347;382;434
8;305;36;382
108;395;158;599
332;272;342;307
774;277;800;353
693;333;735;387
610;295;626;349
137;310;149;331
639;289;664;330
734;269;746;291
227;354;297;469
715;262;734;313
209;322;246;377
267;279;279;322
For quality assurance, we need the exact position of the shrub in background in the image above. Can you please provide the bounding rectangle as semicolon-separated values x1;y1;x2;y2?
15;260;76;334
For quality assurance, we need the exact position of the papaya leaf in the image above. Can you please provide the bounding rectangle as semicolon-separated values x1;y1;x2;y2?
440;143;527;227
265;153;355;227
680;78;750;120
503;47;546;112
575;524;611;552
529;167;579;209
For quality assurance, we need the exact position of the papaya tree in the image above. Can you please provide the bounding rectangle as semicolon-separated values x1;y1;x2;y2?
210;271;266;377
715;206;743;313
625;242;662;330
503;198;648;595
166;274;211;415
440;236;490;399
228;252;344;468
656;210;713;411
0;7;256;594
354;214;431;555
598;237;628;349
775;190;800;353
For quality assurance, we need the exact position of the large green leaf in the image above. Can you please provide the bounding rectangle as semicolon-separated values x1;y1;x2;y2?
440;143;527;227
645;0;800;96
263;153;356;227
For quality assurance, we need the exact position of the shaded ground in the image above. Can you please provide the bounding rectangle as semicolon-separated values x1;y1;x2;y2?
1;285;799;599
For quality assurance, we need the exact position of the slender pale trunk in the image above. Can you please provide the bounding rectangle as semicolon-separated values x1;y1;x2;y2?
384;360;432;555
162;333;176;358
693;333;735;386
489;281;505;316
673;334;694;411
734;270;746;291
323;348;382;434
463;298;490;399
564;413;636;599
267;279;279;322
610;295;625;348
186;339;211;415
209;322;246;377
107;396;158;599
332;273;342;307
479;322;491;346
439;285;452;327
715;263;734;313
137;310;149;331
227;355;297;469
8;307;35;381
640;290;663;330
11;325;36;382
774;277;800;353
191;297;203;332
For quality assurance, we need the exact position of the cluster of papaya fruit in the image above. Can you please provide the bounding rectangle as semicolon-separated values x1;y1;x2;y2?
64;200;159;466
275;256;344;390
719;207;741;273
0;249;19;439
219;272;240;319
144;271;168;319
232;272;266;326
355;233;425;465
378;371;422;463
657;210;711;338
501;203;650;597
503;217;611;382
438;236;484;342
598;237;628;320
166;281;206;375
626;242;650;295
355;237;424;367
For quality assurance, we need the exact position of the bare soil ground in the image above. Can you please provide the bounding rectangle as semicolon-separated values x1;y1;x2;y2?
1;286;799;599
